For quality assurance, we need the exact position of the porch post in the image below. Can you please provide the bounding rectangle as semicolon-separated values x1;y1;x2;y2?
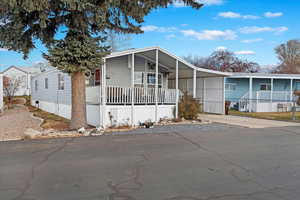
193;69;197;98
155;49;159;123
290;79;293;102
175;59;179;119
249;77;253;112
101;58;107;127
270;78;274;104
131;53;135;126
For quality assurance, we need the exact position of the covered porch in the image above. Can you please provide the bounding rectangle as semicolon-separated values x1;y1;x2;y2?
86;47;228;127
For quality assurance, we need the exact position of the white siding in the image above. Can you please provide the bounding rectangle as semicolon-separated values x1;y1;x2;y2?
3;68;30;96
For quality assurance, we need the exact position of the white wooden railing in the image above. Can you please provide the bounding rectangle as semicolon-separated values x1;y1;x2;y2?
87;86;179;105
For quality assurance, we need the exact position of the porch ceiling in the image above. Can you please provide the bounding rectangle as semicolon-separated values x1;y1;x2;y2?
106;47;230;79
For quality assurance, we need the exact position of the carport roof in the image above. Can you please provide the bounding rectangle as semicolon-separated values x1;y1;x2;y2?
105;46;230;77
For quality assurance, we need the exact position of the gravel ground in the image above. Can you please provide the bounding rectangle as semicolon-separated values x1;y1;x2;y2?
0;105;42;141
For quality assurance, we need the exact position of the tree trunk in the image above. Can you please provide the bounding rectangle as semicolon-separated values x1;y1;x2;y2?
70;71;87;129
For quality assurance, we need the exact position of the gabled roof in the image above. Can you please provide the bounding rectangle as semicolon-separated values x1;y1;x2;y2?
105;46;231;77
2;66;41;74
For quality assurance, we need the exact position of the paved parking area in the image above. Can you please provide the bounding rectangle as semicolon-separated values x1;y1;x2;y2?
199;114;300;128
0;106;42;141
1;124;300;200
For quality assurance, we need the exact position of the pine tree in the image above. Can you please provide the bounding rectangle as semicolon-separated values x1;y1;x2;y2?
0;0;202;129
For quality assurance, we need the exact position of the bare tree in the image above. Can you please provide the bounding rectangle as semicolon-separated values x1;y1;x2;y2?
3;76;21;108
275;39;300;73
106;30;132;52
184;50;260;72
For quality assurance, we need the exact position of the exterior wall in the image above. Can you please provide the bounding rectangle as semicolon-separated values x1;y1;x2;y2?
105;55;168;88
31;70;72;105
0;74;3;111
203;77;225;114
225;77;300;103
3;67;30;96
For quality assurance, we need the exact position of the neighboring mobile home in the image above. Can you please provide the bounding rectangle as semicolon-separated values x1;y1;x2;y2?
31;47;229;127
2;66;41;96
225;73;300;112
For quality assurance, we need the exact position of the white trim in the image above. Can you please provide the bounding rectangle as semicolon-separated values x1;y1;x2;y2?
193;69;197;98
131;53;135;126
249;77;253;112
175;60;179;119
290;79;293;102
155;49;159;123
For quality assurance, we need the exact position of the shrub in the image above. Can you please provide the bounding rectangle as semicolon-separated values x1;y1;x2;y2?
177;92;201;120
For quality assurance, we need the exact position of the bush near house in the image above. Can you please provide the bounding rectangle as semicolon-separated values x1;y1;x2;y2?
178;92;201;120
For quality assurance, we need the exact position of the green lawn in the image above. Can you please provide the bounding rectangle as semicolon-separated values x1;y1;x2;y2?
229;110;300;122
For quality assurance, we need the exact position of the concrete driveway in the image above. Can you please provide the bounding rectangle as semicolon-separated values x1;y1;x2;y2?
1;124;300;200
199;114;300;128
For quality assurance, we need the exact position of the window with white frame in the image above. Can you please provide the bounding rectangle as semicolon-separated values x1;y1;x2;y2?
45;78;48;89
58;74;64;90
260;83;271;91
147;73;162;86
225;83;236;91
134;72;144;85
35;80;38;91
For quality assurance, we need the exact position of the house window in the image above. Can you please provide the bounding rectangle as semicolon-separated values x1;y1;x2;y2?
45;78;48;89
95;69;101;86
134;72;144;85
260;83;271;91
35;80;38;91
225;83;236;91
147;73;162;86
58;74;64;90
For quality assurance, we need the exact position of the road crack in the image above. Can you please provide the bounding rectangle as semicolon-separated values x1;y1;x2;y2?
11;138;75;200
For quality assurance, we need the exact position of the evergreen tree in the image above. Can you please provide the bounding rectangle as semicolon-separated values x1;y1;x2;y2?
0;0;202;129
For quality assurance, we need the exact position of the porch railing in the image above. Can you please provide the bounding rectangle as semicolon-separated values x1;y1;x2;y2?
87;86;179;105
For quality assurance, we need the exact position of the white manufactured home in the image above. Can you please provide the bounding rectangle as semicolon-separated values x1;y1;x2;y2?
2;66;41;96
31;47;229;127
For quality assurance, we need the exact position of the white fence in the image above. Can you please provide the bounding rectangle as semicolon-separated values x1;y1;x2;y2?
87;86;178;105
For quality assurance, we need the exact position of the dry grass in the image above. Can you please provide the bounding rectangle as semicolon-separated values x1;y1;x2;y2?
27;105;70;130
229;110;300;122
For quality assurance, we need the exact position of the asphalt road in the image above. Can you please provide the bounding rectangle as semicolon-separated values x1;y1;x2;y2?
1;123;300;200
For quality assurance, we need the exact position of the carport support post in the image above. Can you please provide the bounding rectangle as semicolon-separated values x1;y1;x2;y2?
290;79;293;102
175;60;179;119
249;77;253;112
193;69;197;98
131;53;135;126
101;59;107;128
155;49;159;123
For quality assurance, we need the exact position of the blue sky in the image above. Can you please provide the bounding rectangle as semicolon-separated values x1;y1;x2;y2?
0;0;299;70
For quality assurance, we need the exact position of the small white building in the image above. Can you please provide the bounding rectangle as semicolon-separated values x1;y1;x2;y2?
2;66;41;96
31;47;229;127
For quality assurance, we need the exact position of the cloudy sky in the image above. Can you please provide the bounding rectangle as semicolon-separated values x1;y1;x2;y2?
0;0;299;70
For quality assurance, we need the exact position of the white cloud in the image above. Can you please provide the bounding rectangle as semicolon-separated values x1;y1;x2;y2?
218;12;260;19
173;0;223;7
239;26;288;34
0;48;8;51
241;38;263;43
141;25;177;33
264;12;283;18
235;50;256;55
215;46;227;51
166;34;176;39
181;29;237;40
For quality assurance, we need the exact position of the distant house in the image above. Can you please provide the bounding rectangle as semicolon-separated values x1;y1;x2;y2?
2;66;42;96
31;47;229;127
225;73;300;112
